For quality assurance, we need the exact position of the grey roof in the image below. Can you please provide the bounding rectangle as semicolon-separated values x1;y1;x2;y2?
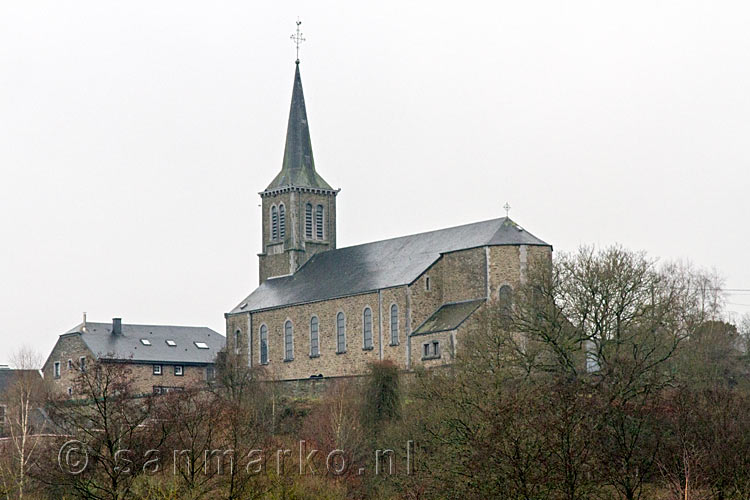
412;299;484;336
0;369;42;396
265;63;333;192
63;322;224;365
231;217;549;313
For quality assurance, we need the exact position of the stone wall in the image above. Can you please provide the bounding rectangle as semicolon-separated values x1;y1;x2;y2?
42;334;93;395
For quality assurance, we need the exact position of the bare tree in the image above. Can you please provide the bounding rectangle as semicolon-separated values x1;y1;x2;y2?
0;347;49;500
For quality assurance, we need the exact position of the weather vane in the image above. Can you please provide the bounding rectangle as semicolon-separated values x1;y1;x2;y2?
290;18;305;64
503;202;511;217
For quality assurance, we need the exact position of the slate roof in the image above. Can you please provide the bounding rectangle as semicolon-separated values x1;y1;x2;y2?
0;369;42;396
411;299;484;336
265;63;334;192
231;217;549;313
61;322;224;365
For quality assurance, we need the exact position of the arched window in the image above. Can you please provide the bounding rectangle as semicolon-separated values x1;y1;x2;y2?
271;205;279;240
234;330;241;354
259;324;268;364
315;205;324;240
390;304;399;345
310;316;319;357
284;320;294;361
498;285;513;318
336;312;346;353
278;204;286;240
363;307;373;349
305;203;313;239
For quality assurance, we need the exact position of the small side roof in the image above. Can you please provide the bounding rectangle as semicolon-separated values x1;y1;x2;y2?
411;299;485;336
62;322;224;365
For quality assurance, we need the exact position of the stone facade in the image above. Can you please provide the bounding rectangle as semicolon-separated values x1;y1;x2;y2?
43;331;216;397
259;188;338;283
227;244;552;380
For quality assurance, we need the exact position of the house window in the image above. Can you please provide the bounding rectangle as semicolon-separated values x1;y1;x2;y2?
67;387;73;397
79;356;86;372
390;304;399;345
315;205;324;239
67;359;72;370
336;312;346;353
305;203;313;239
54;361;61;379
174;365;184;376
310;316;320;357
425;276;431;291
260;324;269;364
271;205;279;240
194;341;209;349
284;320;294;361
363;307;373;350
422;341;441;360
234;330;241;353
0;405;6;432
278;203;286;239
140;338;151;346
153;364;162;375
206;366;215;381
165;339;177;347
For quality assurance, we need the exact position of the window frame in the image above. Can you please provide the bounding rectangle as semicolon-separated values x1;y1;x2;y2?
79;356;86;372
259;324;269;365
271;204;279;240
389;303;399;346
310;316;320;358
422;340;441;360
305;203;313;239
278;203;286;240
174;365;184;376
315;204;324;240
284;320;294;361
67;359;72;370
53;361;61;379
362;307;373;350
336;312;347;354
153;364;162;376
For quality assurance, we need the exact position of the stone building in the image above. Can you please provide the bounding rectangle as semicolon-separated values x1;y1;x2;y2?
42;318;223;397
226;61;552;380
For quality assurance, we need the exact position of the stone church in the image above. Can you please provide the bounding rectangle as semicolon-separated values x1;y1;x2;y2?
226;61;552;380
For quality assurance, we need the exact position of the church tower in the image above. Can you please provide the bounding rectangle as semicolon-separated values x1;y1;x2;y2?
258;61;338;283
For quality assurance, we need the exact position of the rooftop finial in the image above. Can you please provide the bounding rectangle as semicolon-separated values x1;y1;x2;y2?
290;18;305;64
503;202;511;217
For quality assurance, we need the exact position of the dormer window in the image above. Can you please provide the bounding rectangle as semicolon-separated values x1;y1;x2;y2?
140;339;152;346
194;341;209;349
165;340;176;347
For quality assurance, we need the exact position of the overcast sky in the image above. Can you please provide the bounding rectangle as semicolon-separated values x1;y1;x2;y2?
1;1;749;365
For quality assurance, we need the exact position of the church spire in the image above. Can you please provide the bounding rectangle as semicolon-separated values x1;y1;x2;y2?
264;62;333;192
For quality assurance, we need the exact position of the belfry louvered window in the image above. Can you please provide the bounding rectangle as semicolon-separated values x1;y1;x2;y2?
316;205;324;239
336;312;346;353
284;320;294;361
363;307;373;349
278;204;286;240
310;316;319;357
390;304;399;345
305;203;313;239
271;206;278;240
260;324;268;364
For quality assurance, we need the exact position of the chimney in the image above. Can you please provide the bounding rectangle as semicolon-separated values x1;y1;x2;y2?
112;318;122;336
